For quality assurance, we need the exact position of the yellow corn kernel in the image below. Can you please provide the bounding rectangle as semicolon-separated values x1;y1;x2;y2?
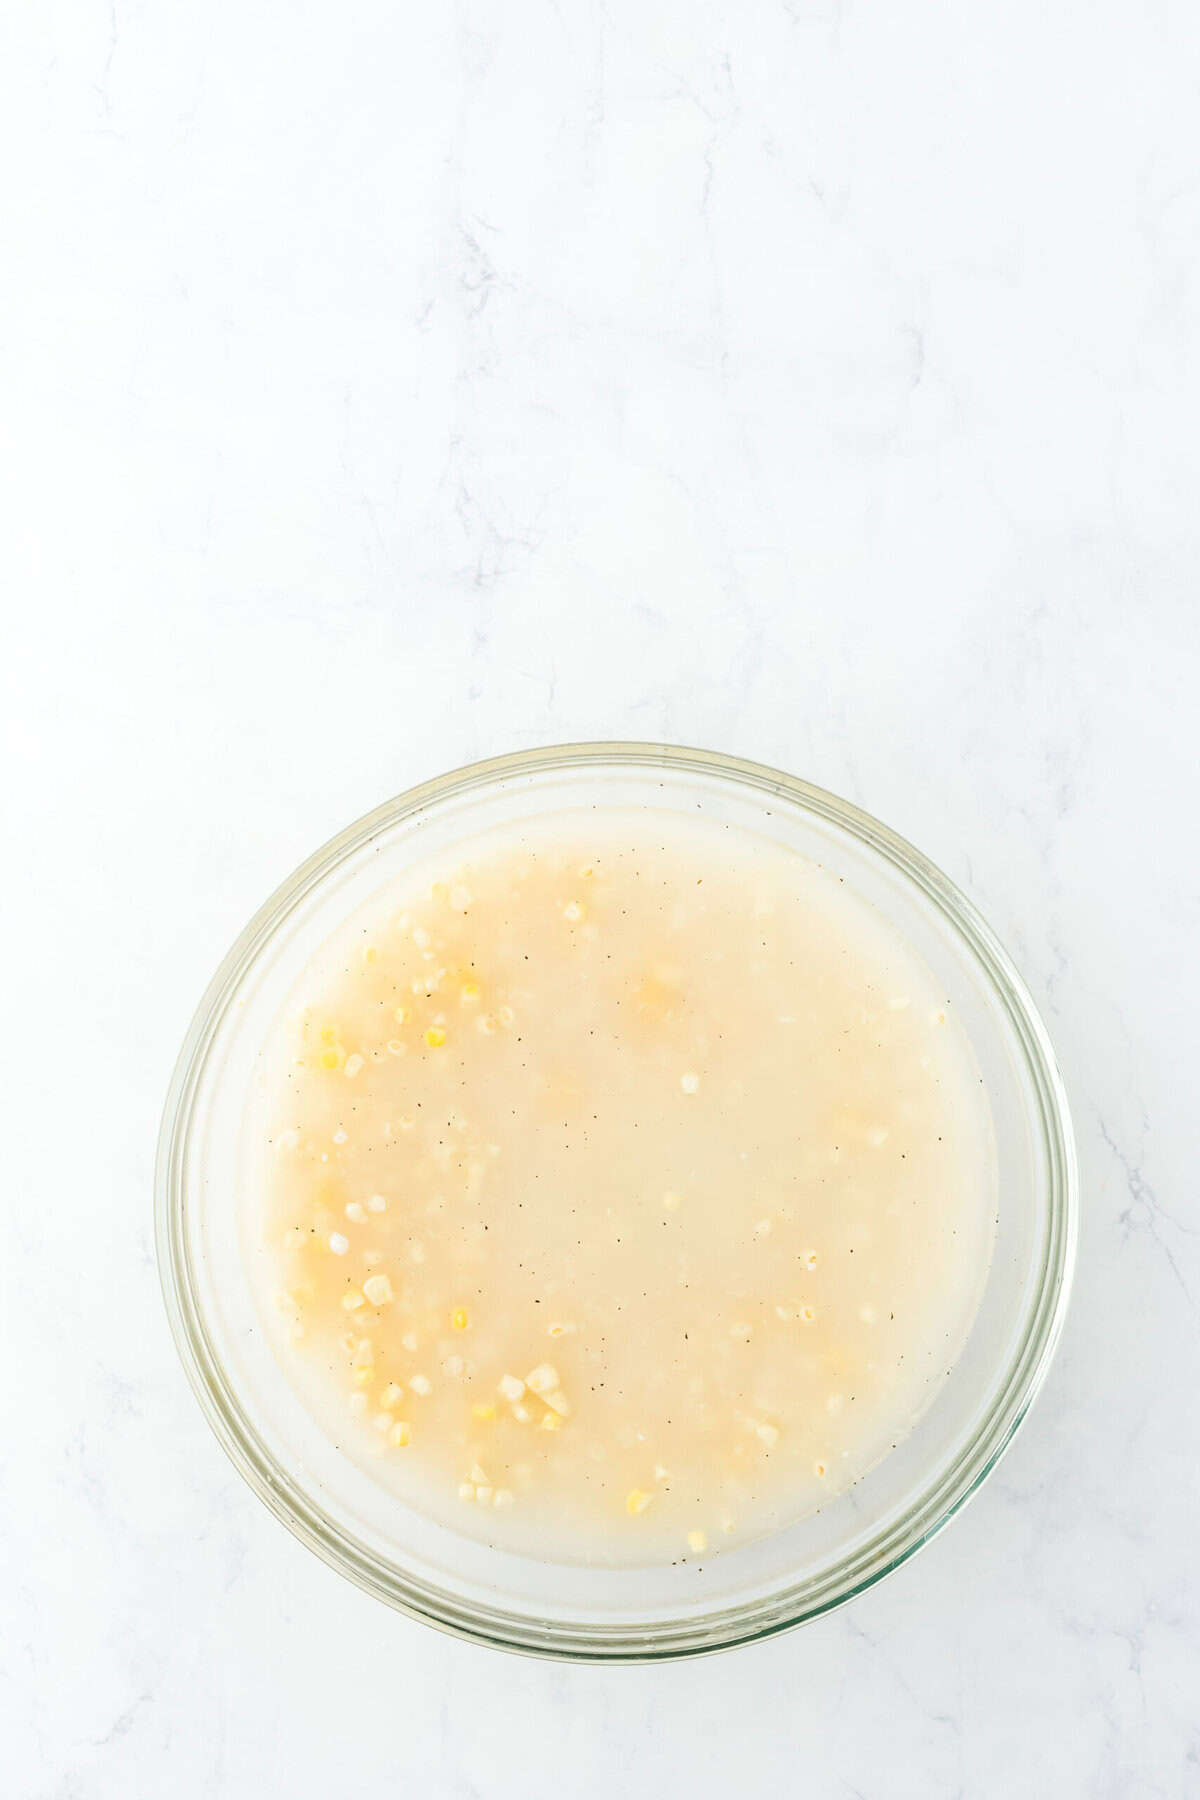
471;1402;496;1423
320;1048;341;1069
424;1025;447;1048
353;1365;375;1386
389;1420;412;1448
625;1488;653;1516
460;979;480;1002
451;1307;469;1331
363;945;379;965
393;1005;410;1025
341;1290;365;1311
539;1411;562;1432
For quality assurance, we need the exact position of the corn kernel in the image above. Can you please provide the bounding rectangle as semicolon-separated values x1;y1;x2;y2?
320;1026;338;1045
341;1290;365;1311
526;1363;559;1395
409;1373;432;1397
475;1485;493;1505
472;1402;496;1423
563;900;584;922
460;980;480;1002
328;1232;349;1256
458;1482;476;1501
363;946;379;965
320;1049;341;1069
687;1529;707;1554
389;1420;412;1448
625;1488;653;1516
393;1005;410;1025
544;1388;571;1418
497;1373;525;1403
680;1071;700;1094
380;1383;405;1410
451;1307;469;1331
493;1487;514;1508
353;1365;375;1386
539;1411;561;1432
424;1026;447;1048
343;1053;364;1078
362;1274;393;1307
512;1403;532;1424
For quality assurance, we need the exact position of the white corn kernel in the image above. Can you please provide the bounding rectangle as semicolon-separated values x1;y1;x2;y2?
526;1364;559;1395
328;1233;349;1256
498;1373;525;1403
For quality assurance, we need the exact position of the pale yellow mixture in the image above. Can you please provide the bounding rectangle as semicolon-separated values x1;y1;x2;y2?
258;813;993;1565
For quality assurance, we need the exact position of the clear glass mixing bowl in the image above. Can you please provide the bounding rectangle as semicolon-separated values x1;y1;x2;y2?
156;744;1076;1659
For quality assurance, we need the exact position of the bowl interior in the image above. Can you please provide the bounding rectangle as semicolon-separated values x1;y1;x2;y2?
158;746;1075;1658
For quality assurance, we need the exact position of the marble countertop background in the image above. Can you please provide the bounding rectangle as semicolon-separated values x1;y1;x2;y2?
4;3;1198;1795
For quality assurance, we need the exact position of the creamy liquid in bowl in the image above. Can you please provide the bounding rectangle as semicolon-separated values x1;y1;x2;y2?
254;812;994;1565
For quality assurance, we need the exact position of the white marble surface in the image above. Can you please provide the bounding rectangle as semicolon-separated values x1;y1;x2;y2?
4;2;1199;1793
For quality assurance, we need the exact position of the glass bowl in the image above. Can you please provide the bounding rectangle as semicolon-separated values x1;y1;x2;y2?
156;743;1077;1660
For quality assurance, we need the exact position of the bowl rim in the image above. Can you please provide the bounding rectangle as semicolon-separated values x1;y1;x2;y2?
155;741;1078;1660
